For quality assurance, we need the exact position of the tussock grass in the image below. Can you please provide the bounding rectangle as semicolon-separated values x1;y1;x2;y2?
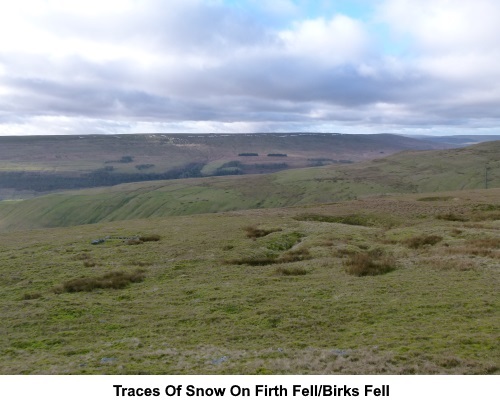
226;256;277;266
295;213;376;226
226;247;311;266
138;234;161;242
279;247;311;263
417;196;453;201
404;235;443;249
126;239;143;245
54;270;145;293
443;238;500;259
73;253;91;261
471;211;500;221
436;213;467;222
421;258;477;272
344;251;396;276
469;238;500;249
275;267;307;276
333;247;360;258
22;292;42;300
243;225;282;239
447;247;500;259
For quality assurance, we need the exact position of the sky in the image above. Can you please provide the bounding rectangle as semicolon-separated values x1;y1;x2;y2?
0;0;500;136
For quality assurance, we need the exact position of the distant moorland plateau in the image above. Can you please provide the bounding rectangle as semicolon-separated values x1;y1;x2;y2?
0;133;452;199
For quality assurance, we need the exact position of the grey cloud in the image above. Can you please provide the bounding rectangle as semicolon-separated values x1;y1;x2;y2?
1;0;500;134
36;0;273;56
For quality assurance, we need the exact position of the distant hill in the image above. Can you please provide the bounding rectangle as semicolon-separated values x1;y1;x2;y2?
0;140;498;231
0;133;447;199
407;134;500;146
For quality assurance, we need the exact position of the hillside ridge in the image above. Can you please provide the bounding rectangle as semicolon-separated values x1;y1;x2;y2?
0;141;498;231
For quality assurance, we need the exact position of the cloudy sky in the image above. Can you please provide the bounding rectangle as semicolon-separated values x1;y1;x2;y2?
1;0;499;135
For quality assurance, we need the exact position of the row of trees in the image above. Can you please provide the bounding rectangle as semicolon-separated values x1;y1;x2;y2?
0;162;204;192
213;161;288;176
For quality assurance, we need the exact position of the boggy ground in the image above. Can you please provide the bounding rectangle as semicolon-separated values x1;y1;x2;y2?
0;188;498;374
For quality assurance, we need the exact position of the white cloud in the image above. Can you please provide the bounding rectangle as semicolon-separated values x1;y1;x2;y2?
0;0;500;135
379;0;500;52
279;14;369;65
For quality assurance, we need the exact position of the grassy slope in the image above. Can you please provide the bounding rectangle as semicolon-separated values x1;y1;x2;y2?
0;188;498;374
0;141;499;231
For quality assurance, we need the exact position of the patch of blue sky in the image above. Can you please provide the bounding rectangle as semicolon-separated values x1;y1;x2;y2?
221;0;411;57
370;23;414;57
222;0;378;26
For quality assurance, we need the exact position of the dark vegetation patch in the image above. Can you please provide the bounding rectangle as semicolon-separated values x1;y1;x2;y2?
474;204;500;211
73;253;91;261
126;239;143;245
124;234;161;245
0;162;204;192
404;235;443;249
105;155;134;164
54;270;145;293
307;158;339;167
295;213;376;226
279;247;311;263
244;225;282;239
470;209;500;221
22;292;42;300
214;162;288;176
436;213;467;222
219;161;241;169
344;250;396;277
446;238;500;259
225;247;311;266
138;234;161;242
238;153;258;156
135;164;155;170
469;238;500;249
226;256;277;266
248;163;288;170
447;246;500;259
267;153;287;157
275;267;307;276
417;196;453;201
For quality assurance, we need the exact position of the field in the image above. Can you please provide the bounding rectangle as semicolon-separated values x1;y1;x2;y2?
0;188;498;374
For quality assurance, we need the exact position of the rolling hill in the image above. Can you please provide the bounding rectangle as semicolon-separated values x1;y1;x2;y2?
0;133;447;199
0;141;498;231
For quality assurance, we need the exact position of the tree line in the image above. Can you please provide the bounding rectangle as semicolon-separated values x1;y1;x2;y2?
0;162;204;192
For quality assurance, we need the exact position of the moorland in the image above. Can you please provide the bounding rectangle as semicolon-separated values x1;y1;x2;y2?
0;133;498;374
0;133;447;199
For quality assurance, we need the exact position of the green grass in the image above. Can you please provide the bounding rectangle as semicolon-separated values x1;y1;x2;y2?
0;188;498;374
